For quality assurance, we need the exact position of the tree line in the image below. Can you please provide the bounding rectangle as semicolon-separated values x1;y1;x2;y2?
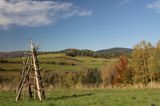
65;49;129;59
101;40;160;86
65;49;94;57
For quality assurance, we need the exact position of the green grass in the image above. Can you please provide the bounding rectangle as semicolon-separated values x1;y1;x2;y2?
40;64;81;71
0;53;116;72
38;53;65;58
0;53;117;87
0;63;22;71
0;89;160;106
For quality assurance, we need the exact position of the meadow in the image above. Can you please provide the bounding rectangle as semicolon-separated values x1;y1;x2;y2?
0;53;114;72
0;53;116;84
1;52;160;106
0;88;160;106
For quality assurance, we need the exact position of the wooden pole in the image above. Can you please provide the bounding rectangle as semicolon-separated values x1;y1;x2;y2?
16;60;31;101
31;43;42;101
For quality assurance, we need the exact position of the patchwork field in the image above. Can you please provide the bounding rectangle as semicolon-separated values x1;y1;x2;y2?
0;53;117;81
0;53;116;71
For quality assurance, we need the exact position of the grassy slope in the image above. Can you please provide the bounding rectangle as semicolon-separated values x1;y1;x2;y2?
0;89;160;106
0;53;116;81
38;53;110;71
0;53;160;106
0;53;117;72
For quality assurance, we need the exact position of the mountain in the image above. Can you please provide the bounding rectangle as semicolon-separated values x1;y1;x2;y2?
0;47;132;58
0;51;25;58
96;47;132;54
56;49;74;53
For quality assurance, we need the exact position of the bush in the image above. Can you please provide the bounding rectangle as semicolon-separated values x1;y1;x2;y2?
101;64;117;87
115;55;128;84
43;68;102;88
43;71;82;89
101;54;132;86
83;68;102;86
0;67;5;71
0;59;8;63
122;67;134;84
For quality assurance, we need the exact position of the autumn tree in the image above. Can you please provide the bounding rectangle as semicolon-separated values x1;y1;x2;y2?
131;41;153;85
115;54;128;84
148;41;160;82
155;41;160;81
101;63;117;86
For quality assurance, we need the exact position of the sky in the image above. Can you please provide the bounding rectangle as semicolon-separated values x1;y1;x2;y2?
1;0;160;51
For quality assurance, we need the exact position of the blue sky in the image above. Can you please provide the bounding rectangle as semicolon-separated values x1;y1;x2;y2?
0;0;160;51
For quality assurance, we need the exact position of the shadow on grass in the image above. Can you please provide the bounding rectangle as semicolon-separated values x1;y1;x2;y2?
47;93;93;101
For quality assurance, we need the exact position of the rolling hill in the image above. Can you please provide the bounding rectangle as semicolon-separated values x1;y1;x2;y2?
96;47;132;54
0;47;132;58
0;51;25;58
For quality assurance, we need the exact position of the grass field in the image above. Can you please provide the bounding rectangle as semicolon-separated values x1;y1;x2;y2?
0;53;115;72
0;53;109;83
0;53;117;82
0;89;160;106
1;54;160;106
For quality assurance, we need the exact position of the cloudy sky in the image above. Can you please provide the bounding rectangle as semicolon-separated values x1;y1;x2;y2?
0;0;160;51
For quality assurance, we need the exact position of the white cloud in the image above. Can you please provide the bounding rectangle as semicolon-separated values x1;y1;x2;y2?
147;0;160;13
0;0;92;29
119;0;132;6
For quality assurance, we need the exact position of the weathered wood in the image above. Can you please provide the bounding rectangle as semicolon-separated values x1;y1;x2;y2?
16;57;30;95
27;75;32;98
16;42;45;101
16;62;31;101
31;43;42;101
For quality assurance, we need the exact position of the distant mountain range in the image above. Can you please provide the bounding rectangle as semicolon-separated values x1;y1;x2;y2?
96;47;132;54
0;47;132;58
0;51;25;58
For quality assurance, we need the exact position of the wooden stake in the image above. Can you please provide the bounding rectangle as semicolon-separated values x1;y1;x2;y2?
16;42;45;101
31;43;42;101
16;61;31;101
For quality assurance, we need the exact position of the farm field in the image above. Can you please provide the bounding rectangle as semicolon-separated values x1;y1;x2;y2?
0;88;160;106
0;53;117;90
0;53;117;81
0;53;115;72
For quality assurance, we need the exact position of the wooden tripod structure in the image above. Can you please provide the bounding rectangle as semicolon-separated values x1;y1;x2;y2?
16;43;45;101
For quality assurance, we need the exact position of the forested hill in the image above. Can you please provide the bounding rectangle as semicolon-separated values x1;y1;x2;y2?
0;47;132;58
0;51;25;58
60;48;133;54
96;48;132;54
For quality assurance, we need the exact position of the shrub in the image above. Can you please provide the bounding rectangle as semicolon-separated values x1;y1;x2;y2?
0;59;8;63
83;68;102;86
115;55;128;84
101;64;117;87
0;67;5;71
122;67;134;84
